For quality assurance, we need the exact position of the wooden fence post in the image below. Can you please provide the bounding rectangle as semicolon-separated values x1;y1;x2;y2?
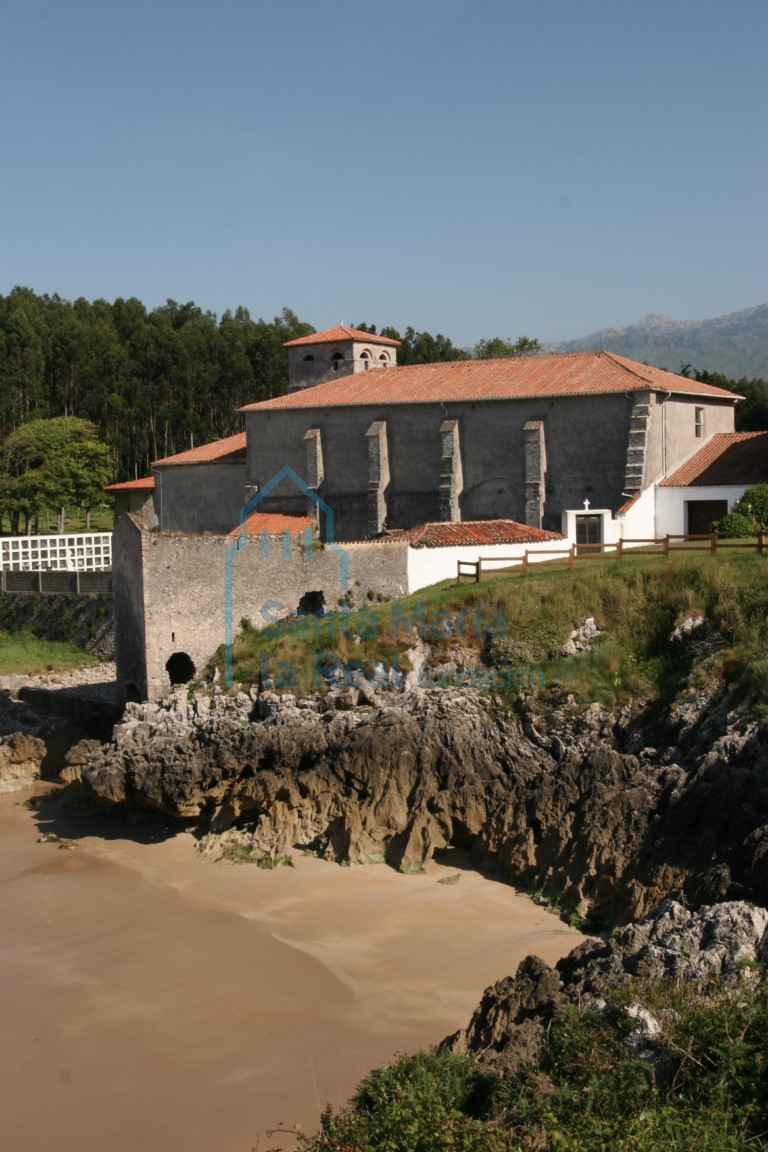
663;535;669;558
568;546;575;570
523;551;529;575
617;539;623;561
711;532;717;554
759;531;765;555
457;560;461;582
476;560;481;584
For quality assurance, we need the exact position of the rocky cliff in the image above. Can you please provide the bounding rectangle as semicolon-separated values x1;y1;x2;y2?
74;682;768;925
444;898;768;1071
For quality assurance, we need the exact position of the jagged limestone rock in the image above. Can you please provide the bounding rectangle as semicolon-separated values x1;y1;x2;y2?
76;686;768;923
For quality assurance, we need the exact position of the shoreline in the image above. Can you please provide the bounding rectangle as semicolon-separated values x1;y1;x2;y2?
0;786;583;1152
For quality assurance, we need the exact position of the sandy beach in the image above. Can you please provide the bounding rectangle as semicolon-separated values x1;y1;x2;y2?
0;786;583;1152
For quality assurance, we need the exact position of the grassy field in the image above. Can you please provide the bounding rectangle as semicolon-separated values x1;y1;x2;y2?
0;504;114;535
0;629;96;676
219;550;768;713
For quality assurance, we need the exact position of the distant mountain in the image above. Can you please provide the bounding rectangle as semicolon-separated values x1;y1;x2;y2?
549;303;768;380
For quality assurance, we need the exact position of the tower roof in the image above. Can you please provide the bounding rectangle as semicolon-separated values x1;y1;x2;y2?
284;325;400;348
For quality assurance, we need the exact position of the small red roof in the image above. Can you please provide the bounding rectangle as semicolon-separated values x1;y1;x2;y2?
284;325;400;349
384;519;564;548
240;351;738;412
617;494;639;515
660;432;768;487
104;476;155;492
153;432;247;467
229;511;316;537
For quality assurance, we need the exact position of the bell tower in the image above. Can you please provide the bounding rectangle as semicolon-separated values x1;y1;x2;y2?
285;325;400;392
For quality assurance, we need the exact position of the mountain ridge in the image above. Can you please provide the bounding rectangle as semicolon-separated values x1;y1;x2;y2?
548;301;768;379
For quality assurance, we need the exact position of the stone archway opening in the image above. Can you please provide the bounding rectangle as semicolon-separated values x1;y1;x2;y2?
166;651;196;686
298;590;325;617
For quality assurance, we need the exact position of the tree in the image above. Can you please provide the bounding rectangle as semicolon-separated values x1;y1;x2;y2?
731;484;768;528
692;368;768;431
355;323;467;364
1;416;111;532
474;335;542;359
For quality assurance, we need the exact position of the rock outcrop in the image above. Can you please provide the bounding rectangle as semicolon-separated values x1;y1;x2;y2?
74;684;768;924
444;899;768;1070
0;731;46;792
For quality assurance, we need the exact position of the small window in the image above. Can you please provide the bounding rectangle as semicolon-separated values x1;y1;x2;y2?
302;353;315;362
379;351;389;363
360;350;371;371
331;351;343;372
695;407;705;438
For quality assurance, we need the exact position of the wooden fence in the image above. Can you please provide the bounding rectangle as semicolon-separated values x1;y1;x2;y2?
456;532;768;584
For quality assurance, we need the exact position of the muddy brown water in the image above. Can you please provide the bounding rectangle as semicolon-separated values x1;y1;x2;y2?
0;787;582;1152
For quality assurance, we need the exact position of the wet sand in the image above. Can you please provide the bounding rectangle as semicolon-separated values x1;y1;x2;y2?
0;788;583;1152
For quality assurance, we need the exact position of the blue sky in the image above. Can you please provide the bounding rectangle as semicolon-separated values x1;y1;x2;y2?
1;0;765;344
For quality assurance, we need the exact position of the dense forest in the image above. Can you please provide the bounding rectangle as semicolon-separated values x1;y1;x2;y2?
0;287;766;484
0;289;471;481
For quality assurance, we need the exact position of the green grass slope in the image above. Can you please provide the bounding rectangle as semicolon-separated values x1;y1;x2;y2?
219;551;768;715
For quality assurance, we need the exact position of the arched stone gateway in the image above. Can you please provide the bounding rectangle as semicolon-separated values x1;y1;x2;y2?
166;652;196;686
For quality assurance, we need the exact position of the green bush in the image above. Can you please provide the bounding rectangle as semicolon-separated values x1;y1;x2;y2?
711;511;757;534
294;976;768;1151
488;622;570;666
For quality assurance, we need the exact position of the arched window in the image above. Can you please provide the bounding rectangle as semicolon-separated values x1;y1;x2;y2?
302;353;315;362
331;351;344;371
360;349;371;370
379;352;390;365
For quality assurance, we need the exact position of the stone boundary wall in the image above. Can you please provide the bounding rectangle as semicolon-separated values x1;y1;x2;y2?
1;571;112;595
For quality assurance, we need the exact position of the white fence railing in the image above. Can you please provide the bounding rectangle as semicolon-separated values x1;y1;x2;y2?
0;532;112;572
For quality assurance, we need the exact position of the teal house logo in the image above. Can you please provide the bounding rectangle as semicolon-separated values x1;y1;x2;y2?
224;465;349;687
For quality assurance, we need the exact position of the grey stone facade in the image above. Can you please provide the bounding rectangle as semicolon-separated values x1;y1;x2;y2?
244;391;735;540
114;511;409;703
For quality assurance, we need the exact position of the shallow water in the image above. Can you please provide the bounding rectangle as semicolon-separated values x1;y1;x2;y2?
0;788;582;1152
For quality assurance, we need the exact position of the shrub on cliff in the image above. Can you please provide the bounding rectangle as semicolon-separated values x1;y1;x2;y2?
295;975;768;1151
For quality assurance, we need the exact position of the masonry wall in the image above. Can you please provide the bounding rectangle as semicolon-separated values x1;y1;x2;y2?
287;340;395;391
246;395;640;538
114;522;409;700
112;514;149;702
645;395;735;483
154;462;247;533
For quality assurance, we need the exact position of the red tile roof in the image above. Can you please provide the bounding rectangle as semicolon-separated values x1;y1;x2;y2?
240;351;738;412
617;494;639;515
660;432;768;487
153;432;247;467
384;520;564;548
229;511;316;537
285;325;400;348
104;476;155;492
